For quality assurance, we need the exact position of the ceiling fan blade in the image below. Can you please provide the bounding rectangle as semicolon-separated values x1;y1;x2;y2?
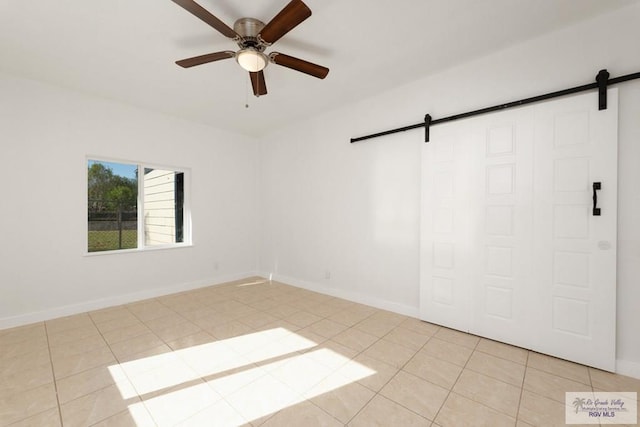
250;71;268;96
171;0;238;39
176;51;235;68
270;52;329;79
259;0;311;44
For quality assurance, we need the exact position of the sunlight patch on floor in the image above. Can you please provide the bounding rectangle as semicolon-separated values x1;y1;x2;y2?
108;328;376;425
236;279;269;287
110;327;313;399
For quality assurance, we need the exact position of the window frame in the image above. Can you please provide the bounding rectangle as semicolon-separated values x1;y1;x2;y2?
85;156;192;256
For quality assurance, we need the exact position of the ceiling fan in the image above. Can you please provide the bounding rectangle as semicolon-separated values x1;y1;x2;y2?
171;0;330;97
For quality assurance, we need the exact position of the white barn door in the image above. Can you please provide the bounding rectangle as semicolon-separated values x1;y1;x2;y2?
420;89;618;371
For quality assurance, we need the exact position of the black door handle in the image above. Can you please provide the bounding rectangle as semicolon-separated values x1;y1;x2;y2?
593;182;601;216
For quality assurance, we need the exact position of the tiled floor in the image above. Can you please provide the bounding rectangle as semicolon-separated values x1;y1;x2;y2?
1;277;639;426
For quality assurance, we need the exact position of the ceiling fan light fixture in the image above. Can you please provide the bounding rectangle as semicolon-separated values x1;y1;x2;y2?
236;48;268;72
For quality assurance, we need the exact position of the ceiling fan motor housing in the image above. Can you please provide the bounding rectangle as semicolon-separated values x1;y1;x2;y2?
234;18;266;48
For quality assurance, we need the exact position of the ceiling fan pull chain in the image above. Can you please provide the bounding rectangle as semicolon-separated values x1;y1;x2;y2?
245;77;250;108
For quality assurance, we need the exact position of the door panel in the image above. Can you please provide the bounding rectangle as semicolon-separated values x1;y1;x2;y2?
474;109;535;350
532;90;618;371
420;121;479;332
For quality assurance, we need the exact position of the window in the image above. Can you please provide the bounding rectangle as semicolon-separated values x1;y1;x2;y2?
87;159;189;253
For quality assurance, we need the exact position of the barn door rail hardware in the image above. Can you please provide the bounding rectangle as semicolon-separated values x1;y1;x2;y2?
350;69;640;144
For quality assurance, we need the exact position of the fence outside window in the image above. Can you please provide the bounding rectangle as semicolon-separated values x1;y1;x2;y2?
88;199;137;251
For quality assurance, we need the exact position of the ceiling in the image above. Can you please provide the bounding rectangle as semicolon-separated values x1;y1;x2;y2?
1;0;637;137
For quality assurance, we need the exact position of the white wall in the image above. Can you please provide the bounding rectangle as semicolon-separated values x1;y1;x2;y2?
0;73;259;327
258;3;640;378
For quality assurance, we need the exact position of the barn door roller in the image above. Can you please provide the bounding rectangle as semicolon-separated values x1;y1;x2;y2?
596;69;610;110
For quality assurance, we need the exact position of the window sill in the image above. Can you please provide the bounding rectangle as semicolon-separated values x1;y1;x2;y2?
83;243;193;257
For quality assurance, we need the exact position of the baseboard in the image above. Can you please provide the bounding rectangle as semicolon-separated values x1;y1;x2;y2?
616;358;640;380
0;271;259;330
263;272;420;318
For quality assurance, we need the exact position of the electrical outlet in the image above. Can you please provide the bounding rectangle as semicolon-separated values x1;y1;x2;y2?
325;269;331;280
